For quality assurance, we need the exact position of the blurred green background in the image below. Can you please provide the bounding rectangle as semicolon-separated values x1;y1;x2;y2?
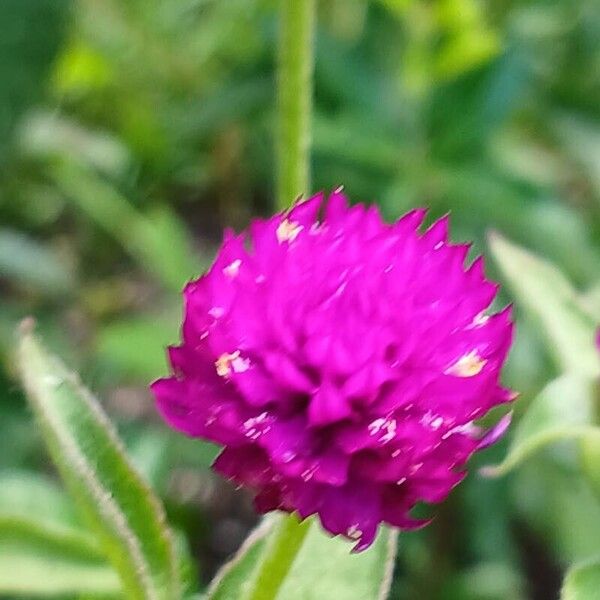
1;0;600;598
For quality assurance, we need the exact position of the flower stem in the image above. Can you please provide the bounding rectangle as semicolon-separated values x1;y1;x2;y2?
246;513;311;600
276;0;316;210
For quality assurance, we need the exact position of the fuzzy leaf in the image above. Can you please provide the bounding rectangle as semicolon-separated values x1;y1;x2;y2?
0;472;121;597
484;374;599;477
17;322;181;600
0;538;120;597
0;229;73;295
207;516;398;600
207;517;275;600
561;557;600;600
488;232;599;377
277;525;398;600
49;159;199;292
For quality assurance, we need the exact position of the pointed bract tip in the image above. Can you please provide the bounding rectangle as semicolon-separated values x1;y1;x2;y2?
18;317;36;337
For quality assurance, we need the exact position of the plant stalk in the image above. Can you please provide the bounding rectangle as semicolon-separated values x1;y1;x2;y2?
276;0;316;210
246;514;311;600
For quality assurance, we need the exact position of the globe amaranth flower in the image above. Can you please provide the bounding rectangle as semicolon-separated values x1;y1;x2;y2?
152;189;515;552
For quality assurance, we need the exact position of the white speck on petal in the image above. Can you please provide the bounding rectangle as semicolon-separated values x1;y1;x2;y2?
231;355;250;373
215;351;244;377
445;350;487;377
467;312;490;329
368;418;397;444
209;307;225;319
301;466;317;481
431;416;444;429
276;219;303;243
347;524;362;540
223;259;242;278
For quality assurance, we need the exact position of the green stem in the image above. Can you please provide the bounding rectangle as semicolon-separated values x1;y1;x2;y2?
276;0;316;210
246;514;311;600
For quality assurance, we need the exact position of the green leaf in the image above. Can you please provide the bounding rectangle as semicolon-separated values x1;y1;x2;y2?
488;232;599;378
483;374;599;477
207;517;275;600
514;457;600;563
579;431;600;502
0;538;120;598
19;110;129;176
207;516;398;600
0;471;121;597
0;0;69;161
0;471;80;526
561;557;600;600
97;313;178;381
277;524;398;600
17;322;181;600
49;159;200;292
0;471;101;556
0;229;73;295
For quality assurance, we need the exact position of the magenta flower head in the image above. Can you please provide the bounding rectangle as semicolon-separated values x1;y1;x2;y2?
152;190;515;551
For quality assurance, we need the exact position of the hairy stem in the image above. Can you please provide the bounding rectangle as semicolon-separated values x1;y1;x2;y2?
276;0;316;210
245;514;311;600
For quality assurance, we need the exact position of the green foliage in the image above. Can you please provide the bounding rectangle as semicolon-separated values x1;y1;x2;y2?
50;160;199;293
483;374;598;477
489;233;598;378
0;229;74;296
0;472;121;597
0;0;70;160
207;516;398;600
561;558;600;600
488;235;600;593
1;0;600;597
17;325;182;599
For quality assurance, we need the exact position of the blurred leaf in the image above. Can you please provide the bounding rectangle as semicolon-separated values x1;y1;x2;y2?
561;557;600;600
0;229;73;295
489;232;599;377
578;284;600;322
97;313;178;381
435;30;500;79
125;427;172;490
50;159;199;292
277;525;398;599
484;374;598;477
579;431;600;502
514;456;600;564
434;0;501;79
0;471;82;529
207;515;398;600
445;562;525;600
53;40;114;95
0;471;121;597
145;205;205;289
207;517;274;600
376;0;414;16
17;323;182;600
0;0;70;160
553;115;600;200
19;111;130;177
429;50;528;158
0;538;120;598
